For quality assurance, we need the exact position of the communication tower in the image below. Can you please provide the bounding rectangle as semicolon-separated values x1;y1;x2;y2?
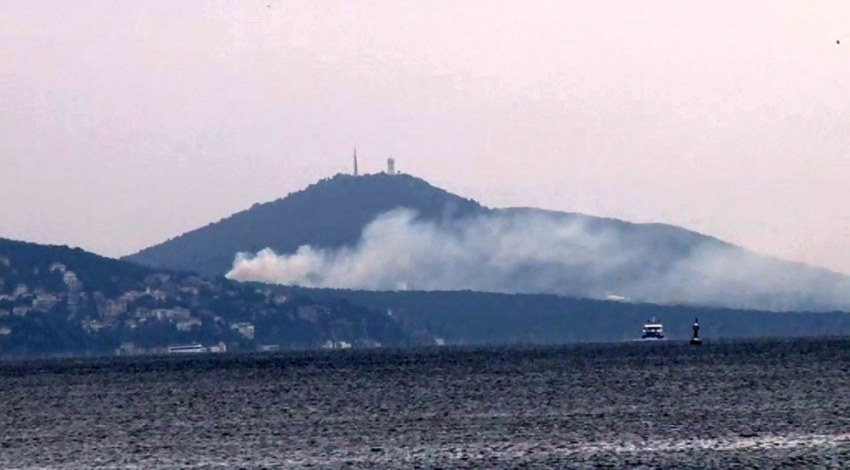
387;157;395;175
353;148;358;176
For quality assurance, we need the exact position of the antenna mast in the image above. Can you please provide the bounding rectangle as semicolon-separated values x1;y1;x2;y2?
353;148;358;176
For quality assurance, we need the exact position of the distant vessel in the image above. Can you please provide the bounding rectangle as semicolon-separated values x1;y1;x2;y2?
640;317;665;340
167;343;206;354
166;342;227;354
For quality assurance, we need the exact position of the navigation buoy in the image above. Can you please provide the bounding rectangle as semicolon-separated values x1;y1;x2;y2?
690;318;702;345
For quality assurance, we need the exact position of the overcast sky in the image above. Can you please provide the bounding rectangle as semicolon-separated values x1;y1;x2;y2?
2;0;849;273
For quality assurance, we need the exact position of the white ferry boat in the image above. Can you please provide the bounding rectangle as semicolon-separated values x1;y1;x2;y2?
167;343;206;353
640;317;665;340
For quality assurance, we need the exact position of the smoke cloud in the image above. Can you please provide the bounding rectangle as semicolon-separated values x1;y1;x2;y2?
226;209;850;312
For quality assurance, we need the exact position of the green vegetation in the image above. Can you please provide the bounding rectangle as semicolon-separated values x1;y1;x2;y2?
124;173;486;275
274;286;850;344
122;172;850;312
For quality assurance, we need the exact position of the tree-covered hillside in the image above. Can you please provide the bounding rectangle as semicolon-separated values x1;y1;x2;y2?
123;172;850;312
124;173;486;276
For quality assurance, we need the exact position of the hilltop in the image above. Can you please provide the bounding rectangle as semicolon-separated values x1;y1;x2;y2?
124;172;850;312
125;173;486;276
0;238;413;356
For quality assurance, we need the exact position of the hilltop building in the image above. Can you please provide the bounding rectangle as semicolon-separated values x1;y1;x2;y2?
349;149;399;176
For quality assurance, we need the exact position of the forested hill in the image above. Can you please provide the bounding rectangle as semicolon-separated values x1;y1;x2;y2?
124;173;487;276
123;172;850;312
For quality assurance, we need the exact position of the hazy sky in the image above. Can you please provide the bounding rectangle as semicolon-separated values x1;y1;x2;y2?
2;1;850;273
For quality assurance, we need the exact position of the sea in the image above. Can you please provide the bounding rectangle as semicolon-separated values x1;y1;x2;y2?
1;338;849;469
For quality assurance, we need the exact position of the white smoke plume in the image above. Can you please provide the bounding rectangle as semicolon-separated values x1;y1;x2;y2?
226;208;850;311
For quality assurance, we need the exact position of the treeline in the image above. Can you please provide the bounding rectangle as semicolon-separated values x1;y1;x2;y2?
272;286;850;344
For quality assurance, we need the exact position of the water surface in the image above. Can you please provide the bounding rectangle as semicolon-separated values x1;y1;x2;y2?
1;339;849;469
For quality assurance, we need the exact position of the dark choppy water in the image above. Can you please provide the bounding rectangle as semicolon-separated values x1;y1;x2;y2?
2;338;850;469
